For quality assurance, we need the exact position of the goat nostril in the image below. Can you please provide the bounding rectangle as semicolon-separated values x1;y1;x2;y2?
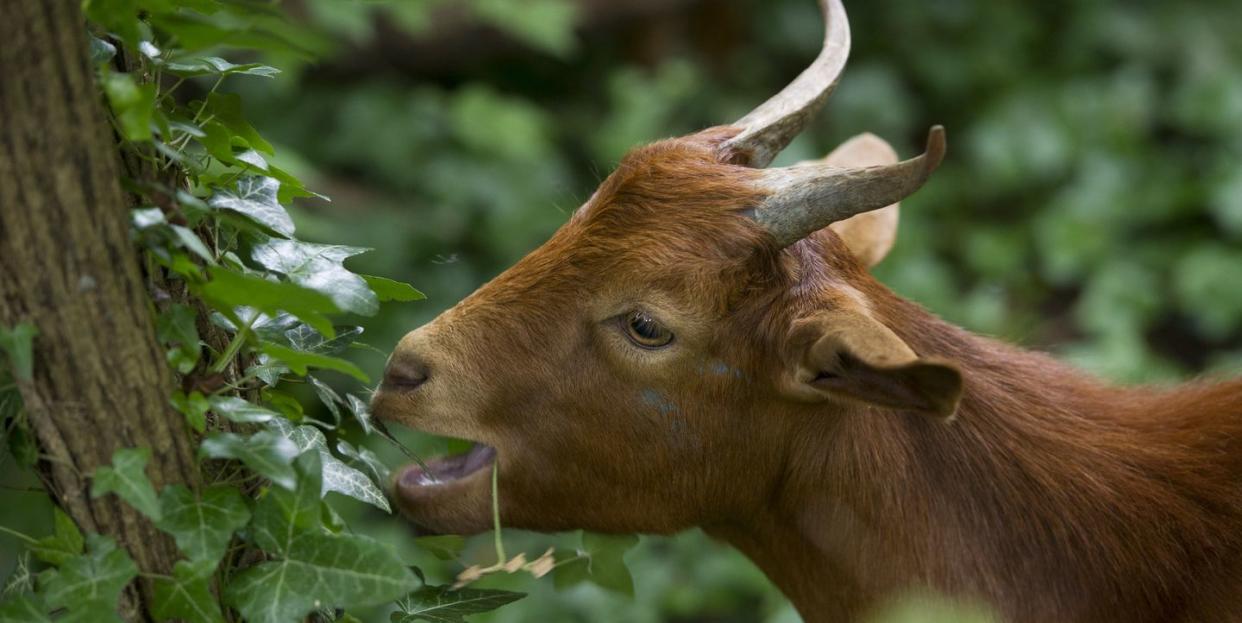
383;358;429;391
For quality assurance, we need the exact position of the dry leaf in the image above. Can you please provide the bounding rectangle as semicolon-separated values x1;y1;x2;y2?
524;547;556;578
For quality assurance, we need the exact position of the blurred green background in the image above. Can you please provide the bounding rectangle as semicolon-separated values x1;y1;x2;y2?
5;0;1242;620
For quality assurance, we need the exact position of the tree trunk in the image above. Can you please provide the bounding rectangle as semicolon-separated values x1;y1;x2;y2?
0;1;198;620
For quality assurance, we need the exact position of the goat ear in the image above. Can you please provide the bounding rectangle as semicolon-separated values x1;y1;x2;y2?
780;310;962;420
807;133;901;268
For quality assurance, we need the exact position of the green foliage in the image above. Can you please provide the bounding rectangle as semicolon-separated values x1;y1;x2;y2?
268;418;390;512
91;447;163;521
29;510;84;567
0;322;37;381
200;431;299;490
393;585;525;623
41;535;138;621
155;485;250;564
259;341;369;383
0;594;50;623
224;453;418;623
151;560;225;623
251;237;378;315
156;304;202;374
552;532;639;596
6;1;499;622
363;275;426;303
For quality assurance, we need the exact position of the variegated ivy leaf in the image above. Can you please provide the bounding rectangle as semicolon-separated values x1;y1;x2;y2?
285;324;362;356
151;560;224;623
392;585;525;623
269;419;390;512
91;447;162;521
224;453;416;623
199;267;339;339
309;376;344;425
251;237;379;316
259;341;369;383
208;396;278;424
164;56;280;78
155;485;250;564
208;176;294;237
336;440;390;485
345;393;375;436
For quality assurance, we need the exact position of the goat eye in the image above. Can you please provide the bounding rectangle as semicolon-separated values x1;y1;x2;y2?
624;311;674;348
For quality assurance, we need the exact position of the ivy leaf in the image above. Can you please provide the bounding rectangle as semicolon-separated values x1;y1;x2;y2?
41;534;138;616
156;305;201;374
155;485;250;564
362;275;425;302
205;93;274;154
208;395;278;424
345;393;375;436
151;560;224;623
171;390;211;434
260;341;370;383
249;312;304;342
91;447;162;521
337;440;391;488
392;585;525;623
198;267;339;338
552;532;639;596
207;176;294;237
102;72;156;142
0;322;37;381
250;452;325;551
284;324;362;356
172;225;217;264
5;425;37;468
0;594;49;623
88;34;117;65
29;508;84;566
83;0;141;48
227;533;418;623
200;431;299;490
1;552;33;597
251;237;379;316
164;56;280;78
225;453;417;623
236;149;269;172
309;376;344;425
269;419;390;512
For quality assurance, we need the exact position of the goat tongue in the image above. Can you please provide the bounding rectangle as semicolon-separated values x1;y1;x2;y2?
400;443;496;487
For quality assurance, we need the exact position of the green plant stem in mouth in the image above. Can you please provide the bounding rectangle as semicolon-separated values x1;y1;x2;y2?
492;461;505;563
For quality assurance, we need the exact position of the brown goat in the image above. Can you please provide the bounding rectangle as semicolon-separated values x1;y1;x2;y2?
371;1;1242;621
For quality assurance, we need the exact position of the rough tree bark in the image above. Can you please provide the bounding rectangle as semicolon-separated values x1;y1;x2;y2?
0;1;199;620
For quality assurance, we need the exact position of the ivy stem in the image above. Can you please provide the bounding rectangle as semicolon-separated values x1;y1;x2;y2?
210;312;259;374
190;75;225;125
491;462;505;563
0;524;37;544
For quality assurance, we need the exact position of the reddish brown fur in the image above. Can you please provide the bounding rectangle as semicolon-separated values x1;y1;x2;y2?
373;129;1242;622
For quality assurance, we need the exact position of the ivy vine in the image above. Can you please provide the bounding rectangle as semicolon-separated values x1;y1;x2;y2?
0;1;637;622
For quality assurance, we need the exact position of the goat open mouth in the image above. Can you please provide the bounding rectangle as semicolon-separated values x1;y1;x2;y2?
396;442;497;488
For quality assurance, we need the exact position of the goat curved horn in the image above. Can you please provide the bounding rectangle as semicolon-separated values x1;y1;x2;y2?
718;0;850;168
751;125;947;248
